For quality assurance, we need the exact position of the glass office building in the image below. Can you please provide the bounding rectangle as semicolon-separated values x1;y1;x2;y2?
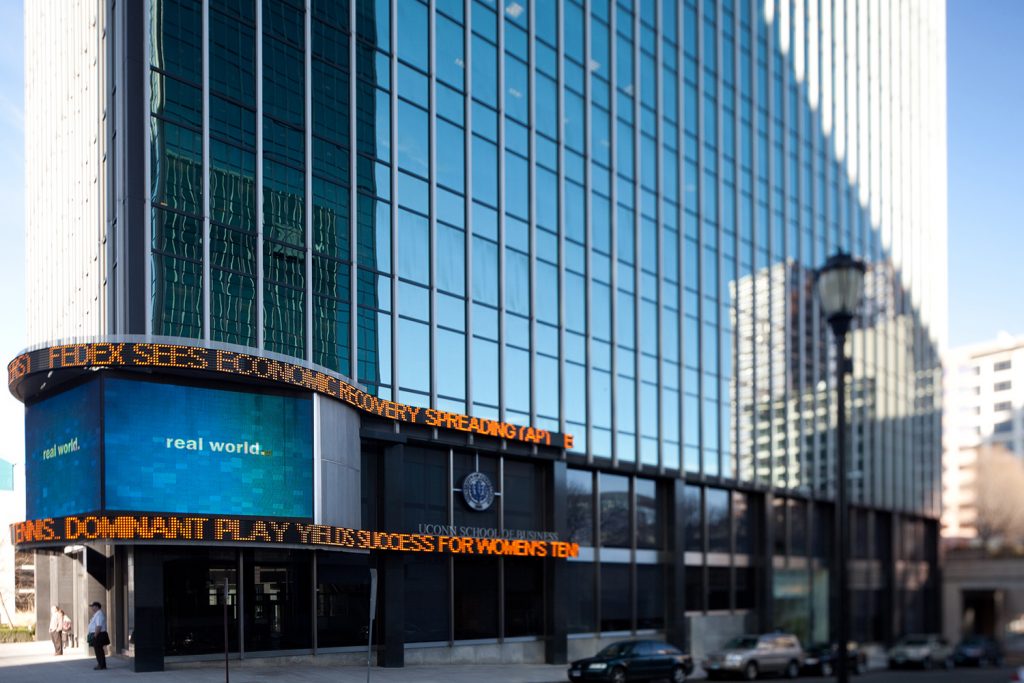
20;0;946;671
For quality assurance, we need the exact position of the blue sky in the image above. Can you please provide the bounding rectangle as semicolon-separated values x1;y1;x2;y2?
0;0;1019;470
946;0;1024;347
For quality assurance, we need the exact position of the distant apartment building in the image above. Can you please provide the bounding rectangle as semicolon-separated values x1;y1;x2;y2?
941;333;1024;540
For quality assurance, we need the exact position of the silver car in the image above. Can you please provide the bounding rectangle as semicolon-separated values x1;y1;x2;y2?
887;633;954;670
703;633;804;680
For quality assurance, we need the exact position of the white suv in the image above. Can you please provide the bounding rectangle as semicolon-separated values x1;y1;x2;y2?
703;633;804;680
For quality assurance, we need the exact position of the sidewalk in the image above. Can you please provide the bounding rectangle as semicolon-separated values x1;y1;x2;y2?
0;640;572;682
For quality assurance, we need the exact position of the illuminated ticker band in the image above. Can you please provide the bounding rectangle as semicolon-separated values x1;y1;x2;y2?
7;341;573;449
10;514;580;559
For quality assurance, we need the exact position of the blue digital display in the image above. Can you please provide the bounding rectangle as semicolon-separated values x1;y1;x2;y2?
103;379;313;518
25;381;102;518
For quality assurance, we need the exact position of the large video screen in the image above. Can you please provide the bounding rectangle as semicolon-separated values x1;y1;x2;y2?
103;379;313;518
25;381;102;518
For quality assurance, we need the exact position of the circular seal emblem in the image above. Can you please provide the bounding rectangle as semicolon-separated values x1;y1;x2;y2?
461;472;495;512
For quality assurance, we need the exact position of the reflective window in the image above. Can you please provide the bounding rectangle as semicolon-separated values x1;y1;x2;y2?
244;549;312;651
636;478;661;549
599;473;630;548
454;557;498;640
567;468;594;546
567;561;596;633
684;485;702;551
636;564;665;629
316;554;371;648
707;488;730;553
600;563;631;631
405;556;449;642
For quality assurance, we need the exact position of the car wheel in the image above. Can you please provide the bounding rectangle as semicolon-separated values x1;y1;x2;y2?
611;666;626;683
743;661;758;681
820;661;833;676
671;665;686;683
784;660;799;679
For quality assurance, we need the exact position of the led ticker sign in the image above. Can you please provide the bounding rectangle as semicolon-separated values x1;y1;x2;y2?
8;342;574;449
10;514;580;559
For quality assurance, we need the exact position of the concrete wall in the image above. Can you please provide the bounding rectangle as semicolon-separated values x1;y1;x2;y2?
316;395;361;528
943;552;1024;656
404;640;545;665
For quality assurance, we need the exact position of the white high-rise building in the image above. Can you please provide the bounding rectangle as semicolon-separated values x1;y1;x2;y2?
942;333;1024;540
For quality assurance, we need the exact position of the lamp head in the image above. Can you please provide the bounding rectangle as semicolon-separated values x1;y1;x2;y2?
816;252;866;336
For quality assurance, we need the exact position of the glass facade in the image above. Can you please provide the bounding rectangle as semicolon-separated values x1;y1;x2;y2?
143;0;946;649
147;0;943;519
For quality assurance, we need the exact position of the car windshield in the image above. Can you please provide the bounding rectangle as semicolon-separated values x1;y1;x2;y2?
724;637;759;650
598;643;634;658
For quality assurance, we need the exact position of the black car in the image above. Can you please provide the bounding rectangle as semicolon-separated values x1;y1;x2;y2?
568;640;695;683
801;642;867;676
953;635;1004;667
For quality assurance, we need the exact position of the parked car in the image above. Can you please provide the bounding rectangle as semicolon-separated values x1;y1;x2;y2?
567;640;694;683
703;633;804;680
887;634;954;670
800;642;867;676
954;634;1004;667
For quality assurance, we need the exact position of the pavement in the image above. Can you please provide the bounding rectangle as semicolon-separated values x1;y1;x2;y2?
0;640;569;682
0;640;1019;682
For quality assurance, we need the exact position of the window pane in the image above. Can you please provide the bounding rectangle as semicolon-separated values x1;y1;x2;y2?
636;564;665;629
684;485;702;551
599;473;630;547
453;557;498;639
636;478;661;549
404;556;449;642
600;563;631;631
708;566;730;611
504;559;542;637
567;468;594;546
707;487;730;552
567;562;596;633
316;553;371;647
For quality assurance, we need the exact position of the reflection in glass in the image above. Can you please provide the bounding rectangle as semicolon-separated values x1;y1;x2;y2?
316;553;370;647
684;485;702;551
636;564;665;629
567;561;596;633
567;468;594;546
600;563;631;632
404;556;449;643
454;557;499;640
163;549;238;655
244;549;312;651
599;473;630;548
636;478;661;549
707;488;731;553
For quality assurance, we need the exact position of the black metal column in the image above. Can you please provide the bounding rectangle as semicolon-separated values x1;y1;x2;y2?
666;479;688;649
544;460;568;664
379;443;405;667
130;547;165;672
834;326;850;683
761;492;775;632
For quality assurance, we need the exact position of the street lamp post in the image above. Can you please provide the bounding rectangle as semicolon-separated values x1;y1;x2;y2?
815;252;866;683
